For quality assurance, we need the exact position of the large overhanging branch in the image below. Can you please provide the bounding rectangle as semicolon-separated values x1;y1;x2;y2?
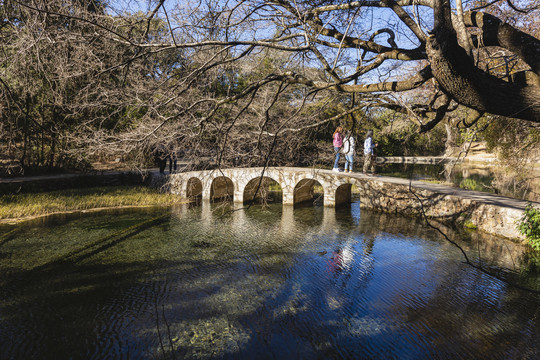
306;14;425;61
112;37;311;52
426;0;540;122
464;11;540;76
309;36;424;61
268;0;426;61
279;66;433;93
308;0;434;14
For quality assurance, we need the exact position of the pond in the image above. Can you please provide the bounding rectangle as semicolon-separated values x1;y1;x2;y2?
0;200;539;359
378;162;540;202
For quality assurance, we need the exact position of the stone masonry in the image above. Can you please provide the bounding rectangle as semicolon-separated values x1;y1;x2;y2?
164;167;358;207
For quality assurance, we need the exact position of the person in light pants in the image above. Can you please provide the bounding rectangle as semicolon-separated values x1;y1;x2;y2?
342;130;356;173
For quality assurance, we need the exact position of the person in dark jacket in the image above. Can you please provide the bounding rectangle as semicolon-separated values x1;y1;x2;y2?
153;144;168;174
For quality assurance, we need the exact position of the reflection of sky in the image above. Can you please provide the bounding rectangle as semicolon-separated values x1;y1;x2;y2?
2;203;539;359
366;233;441;300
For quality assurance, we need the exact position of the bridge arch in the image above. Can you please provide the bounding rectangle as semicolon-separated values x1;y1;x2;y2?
335;183;353;207
243;176;282;205
210;176;234;203
294;178;323;207
186;177;203;203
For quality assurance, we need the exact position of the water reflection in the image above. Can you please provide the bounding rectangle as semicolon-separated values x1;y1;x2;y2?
0;202;539;359
380;162;540;201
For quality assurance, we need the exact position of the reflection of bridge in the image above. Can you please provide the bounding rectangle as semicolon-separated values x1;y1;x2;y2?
166;167;363;207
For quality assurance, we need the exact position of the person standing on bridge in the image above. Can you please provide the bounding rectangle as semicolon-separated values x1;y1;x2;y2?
332;126;344;172
153;144;168;175
168;145;178;174
342;130;356;173
363;129;378;175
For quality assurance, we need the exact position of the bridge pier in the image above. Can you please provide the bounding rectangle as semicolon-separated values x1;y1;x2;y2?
282;191;295;206
323;192;336;207
233;189;244;204
202;183;211;201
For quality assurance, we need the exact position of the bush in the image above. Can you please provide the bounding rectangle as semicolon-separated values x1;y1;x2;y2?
517;203;540;251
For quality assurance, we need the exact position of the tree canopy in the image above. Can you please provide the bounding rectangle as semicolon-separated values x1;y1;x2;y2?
0;0;539;173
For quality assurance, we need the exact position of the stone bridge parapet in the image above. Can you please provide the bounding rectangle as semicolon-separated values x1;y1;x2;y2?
164;167;361;207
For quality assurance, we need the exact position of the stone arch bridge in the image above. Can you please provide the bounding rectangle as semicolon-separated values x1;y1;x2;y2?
161;166;533;240
165;167;361;207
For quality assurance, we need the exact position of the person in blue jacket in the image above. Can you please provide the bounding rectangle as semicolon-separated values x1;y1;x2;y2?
363;130;378;175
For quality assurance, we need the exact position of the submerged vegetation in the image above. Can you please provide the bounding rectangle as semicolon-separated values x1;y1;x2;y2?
0;186;184;221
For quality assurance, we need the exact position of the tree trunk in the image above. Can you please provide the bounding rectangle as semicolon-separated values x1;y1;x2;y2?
444;121;456;157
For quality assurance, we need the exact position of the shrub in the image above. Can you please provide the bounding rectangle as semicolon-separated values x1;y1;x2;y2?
517;203;540;251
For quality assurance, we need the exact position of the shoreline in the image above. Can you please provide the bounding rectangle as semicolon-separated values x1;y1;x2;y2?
0;203;186;225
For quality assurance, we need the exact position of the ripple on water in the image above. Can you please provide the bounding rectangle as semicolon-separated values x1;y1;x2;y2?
0;203;539;359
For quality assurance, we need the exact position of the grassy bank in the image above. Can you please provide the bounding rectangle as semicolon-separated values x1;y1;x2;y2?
0;186;185;221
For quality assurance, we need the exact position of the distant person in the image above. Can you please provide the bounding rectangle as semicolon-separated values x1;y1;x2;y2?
342;130;356;173
332;126;344;172
153;144;168;175
363;129;378;175
169;148;177;173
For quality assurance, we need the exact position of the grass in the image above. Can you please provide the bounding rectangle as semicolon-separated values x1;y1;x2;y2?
0;186;185;221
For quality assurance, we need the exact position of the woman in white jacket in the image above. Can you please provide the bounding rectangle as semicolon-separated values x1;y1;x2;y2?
342;130;356;173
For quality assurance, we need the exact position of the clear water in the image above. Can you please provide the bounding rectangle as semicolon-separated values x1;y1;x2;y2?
0;201;539;359
379;162;540;202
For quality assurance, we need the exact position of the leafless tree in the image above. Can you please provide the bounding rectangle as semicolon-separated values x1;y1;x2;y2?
1;0;538;172
107;0;539;124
